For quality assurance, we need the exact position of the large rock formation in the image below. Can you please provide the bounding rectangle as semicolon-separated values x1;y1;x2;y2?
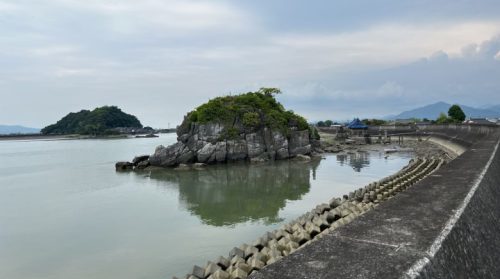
124;89;320;169
149;123;313;167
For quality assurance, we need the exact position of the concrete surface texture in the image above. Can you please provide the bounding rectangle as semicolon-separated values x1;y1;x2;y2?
250;125;500;279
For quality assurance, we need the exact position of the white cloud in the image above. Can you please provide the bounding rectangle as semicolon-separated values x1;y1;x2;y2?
495;51;500;60
29;46;80;57
54;68;95;78
1;1;500;127
272;21;500;69
0;2;18;12
53;0;251;34
377;81;403;97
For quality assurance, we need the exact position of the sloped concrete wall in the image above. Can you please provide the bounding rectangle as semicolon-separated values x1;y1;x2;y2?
416;134;500;278
250;125;500;279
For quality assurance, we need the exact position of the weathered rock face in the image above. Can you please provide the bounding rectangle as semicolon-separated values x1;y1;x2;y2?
148;122;314;167
288;130;312;156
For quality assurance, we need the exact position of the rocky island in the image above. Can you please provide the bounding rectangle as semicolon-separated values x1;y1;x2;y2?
42;106;144;135
120;88;320;170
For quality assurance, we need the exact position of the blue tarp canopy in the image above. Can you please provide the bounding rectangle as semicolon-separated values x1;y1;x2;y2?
347;118;368;129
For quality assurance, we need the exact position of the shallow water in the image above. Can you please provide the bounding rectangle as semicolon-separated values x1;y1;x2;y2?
0;134;412;279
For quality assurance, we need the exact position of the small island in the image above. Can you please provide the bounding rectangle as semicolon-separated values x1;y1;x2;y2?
119;88;320;170
41;106;146;136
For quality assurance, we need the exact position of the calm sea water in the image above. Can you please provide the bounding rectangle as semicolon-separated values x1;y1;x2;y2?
0;133;412;279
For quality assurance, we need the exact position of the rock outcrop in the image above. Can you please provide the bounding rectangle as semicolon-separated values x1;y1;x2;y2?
148;123;313;167
120;89;322;169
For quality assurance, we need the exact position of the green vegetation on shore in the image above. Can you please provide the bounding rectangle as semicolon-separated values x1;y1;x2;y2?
180;88;315;139
436;104;466;124
41;106;142;135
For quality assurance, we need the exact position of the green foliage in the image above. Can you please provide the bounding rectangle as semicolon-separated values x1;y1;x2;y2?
309;126;321;140
287;112;309;131
448;104;466;122
242;112;260;128
316;120;333;127
361;119;388;126
188;110;198;122
224;127;240;139
257;87;281;96
41;106;142;135
436;112;451;124
184;88;309;139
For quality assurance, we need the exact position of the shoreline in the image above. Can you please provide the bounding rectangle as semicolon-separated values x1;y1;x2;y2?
0;132;174;142
318;132;452;161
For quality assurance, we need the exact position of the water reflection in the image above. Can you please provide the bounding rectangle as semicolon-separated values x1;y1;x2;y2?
147;160;320;226
336;152;370;172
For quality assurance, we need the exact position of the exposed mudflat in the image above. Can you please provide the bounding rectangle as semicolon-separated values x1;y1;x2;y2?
319;132;450;161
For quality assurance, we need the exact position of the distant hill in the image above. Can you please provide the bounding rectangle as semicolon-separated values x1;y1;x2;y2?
388;102;500;120
42;106;142;135
0;125;40;135
486;104;500;114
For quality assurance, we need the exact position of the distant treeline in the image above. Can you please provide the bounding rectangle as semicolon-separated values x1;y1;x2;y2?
315;105;467;126
316;119;389;126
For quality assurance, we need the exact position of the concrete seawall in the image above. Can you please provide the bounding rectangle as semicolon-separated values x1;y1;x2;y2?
250;125;500;279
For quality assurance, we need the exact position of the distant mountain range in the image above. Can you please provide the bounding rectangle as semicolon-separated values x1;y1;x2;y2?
387;102;500;120
0;125;40;135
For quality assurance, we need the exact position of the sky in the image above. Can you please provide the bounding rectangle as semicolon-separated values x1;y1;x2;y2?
1;0;500;128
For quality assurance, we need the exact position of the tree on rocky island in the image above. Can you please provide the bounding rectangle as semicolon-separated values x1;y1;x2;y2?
180;88;311;139
448;104;466;122
258;87;281;96
145;88;320;167
41;106;142;135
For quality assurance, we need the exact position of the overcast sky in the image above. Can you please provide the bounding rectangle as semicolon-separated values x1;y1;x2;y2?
1;0;500;128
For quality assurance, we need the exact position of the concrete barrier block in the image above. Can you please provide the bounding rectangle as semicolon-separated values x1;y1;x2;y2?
216;256;230;269
267;239;278;248
291;223;303;233
244;246;258;259
252;237;266;250
225;266;235;274
286;241;299;252
191;265;205;279
295;231;311;245
274;229;287;240
230;268;248;279
266;248;282;259
238;243;249;252
204;262;221;278
230;255;246;266
229;247;245;259
234;262;251;273
329;197;342;209
208;269;230;279
281;223;292;233
250;251;268;263
340;209;351;217
247;258;265;271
